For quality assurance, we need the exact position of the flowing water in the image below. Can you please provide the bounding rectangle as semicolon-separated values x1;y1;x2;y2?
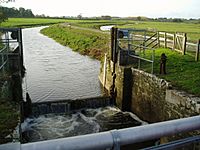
22;106;146;143
22;27;145;143
23;26;103;102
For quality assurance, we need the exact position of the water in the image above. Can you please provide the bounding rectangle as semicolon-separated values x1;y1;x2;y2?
23;26;103;102
22;106;146;143
100;25;114;31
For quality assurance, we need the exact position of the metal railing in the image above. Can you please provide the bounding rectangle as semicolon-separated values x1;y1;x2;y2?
117;28;156;74
0;30;9;75
1;115;199;150
0;28;23;76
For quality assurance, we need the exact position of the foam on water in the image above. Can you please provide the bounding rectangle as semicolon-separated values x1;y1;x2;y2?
22;106;146;143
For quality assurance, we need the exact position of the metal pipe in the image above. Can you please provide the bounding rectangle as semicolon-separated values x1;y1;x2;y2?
21;116;200;150
22;132;114;150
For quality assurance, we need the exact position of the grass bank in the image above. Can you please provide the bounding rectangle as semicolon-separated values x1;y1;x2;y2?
141;48;200;96
41;24;109;60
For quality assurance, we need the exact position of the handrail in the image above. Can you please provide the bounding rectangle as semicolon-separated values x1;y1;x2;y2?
19;115;200;150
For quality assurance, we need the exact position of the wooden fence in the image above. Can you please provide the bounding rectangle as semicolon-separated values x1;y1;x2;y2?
158;31;200;61
126;30;199;61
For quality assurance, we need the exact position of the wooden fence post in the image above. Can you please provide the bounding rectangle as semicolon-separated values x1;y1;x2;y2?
157;31;160;48
182;33;187;55
164;32;167;48
196;39;200;62
173;32;176;50
110;27;115;61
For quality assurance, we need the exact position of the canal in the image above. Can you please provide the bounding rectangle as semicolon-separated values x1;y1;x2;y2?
21;26;145;143
23;26;103;102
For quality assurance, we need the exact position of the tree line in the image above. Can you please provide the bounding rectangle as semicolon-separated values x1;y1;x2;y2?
0;6;34;18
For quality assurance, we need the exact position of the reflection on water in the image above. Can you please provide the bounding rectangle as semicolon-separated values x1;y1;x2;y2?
22;106;146;143
23;27;103;102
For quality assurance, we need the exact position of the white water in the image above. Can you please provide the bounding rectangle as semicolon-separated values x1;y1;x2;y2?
22;106;146;142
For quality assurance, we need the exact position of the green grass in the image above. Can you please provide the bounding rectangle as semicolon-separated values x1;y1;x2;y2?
41;24;109;60
118;21;200;43
58;19;200;42
141;48;200;96
0;18;67;28
69;20;200;42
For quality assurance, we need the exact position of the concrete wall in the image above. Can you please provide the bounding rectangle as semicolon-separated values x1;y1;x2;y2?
99;59;200;123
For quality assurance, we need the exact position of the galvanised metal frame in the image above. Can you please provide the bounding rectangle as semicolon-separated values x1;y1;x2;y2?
117;28;155;74
0;28;23;74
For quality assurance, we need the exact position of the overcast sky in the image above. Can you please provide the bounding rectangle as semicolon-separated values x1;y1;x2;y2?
1;0;200;18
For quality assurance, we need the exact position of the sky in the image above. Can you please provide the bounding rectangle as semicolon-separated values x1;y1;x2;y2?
1;0;200;19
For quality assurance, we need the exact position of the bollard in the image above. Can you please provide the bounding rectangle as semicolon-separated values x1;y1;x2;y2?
160;53;167;74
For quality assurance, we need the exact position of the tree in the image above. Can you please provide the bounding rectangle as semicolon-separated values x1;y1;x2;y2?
0;12;7;24
101;15;111;20
0;6;35;18
137;16;142;21
77;14;82;19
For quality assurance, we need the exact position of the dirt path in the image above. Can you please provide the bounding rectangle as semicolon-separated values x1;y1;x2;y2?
59;23;109;34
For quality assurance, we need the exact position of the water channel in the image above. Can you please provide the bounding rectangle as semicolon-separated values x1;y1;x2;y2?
23;26;103;102
21;27;145;143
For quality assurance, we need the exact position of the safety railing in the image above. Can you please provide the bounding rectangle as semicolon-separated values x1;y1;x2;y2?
0;28;23;76
0;30;9;75
1;115;199;150
117;28;156;74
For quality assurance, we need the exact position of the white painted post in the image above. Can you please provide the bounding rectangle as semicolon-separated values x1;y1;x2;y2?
103;53;107;87
182;33;187;55
196;39;200;61
164;32;167;48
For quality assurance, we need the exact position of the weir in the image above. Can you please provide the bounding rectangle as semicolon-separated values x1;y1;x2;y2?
31;96;112;116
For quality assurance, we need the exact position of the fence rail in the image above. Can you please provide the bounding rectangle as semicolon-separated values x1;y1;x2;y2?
158;31;200;61
129;30;200;61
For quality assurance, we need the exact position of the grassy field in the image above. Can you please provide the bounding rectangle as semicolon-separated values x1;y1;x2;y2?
139;48;200;96
68;20;200;42
118;21;200;43
1;18;199;42
0;18;67;28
